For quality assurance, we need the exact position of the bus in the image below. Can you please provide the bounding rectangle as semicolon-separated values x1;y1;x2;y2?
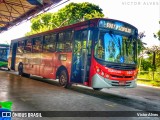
0;44;9;69
8;18;138;90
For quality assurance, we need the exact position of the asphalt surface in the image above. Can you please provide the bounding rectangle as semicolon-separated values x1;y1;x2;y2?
0;70;160;120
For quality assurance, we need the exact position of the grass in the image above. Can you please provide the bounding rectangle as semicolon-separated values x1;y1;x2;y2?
137;80;160;87
137;72;160;87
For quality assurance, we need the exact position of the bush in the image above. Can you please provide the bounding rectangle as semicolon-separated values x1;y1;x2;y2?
138;71;160;87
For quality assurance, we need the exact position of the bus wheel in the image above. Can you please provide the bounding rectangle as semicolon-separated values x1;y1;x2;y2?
18;63;23;76
59;70;70;88
93;88;103;91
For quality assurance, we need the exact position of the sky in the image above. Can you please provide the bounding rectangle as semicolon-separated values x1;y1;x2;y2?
0;0;159;47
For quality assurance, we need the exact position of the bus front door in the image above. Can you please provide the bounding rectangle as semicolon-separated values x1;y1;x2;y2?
71;30;89;84
11;43;17;70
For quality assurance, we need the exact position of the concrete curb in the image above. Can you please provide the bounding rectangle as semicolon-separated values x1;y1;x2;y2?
137;83;160;89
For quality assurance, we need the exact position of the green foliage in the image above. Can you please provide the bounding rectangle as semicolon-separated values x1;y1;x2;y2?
25;2;104;35
151;81;160;86
157;21;160;40
139;46;160;72
137;80;160;87
138;71;160;87
158;30;160;41
141;60;151;71
137;39;145;55
138;71;160;80
151;46;160;70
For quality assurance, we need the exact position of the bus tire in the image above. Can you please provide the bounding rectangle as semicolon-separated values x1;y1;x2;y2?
59;70;71;88
93;88;103;91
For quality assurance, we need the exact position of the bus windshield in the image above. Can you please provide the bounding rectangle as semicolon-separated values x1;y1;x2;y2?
0;47;9;62
94;30;137;64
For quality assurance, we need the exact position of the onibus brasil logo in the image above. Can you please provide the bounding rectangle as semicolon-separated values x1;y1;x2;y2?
0;101;12;120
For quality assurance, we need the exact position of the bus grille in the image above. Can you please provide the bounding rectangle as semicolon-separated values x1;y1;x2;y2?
106;64;136;70
110;75;132;78
111;81;132;86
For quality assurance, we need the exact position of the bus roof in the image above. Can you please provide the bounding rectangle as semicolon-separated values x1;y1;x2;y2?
0;44;9;47
11;18;138;42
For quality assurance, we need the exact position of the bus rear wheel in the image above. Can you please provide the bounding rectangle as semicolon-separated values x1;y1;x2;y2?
59;70;71;88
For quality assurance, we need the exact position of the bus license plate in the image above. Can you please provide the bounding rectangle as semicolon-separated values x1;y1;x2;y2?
119;81;126;85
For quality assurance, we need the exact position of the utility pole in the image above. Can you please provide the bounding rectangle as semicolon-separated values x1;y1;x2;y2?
152;51;156;80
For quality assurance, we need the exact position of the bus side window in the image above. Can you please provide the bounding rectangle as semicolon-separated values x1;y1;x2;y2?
43;34;56;52
32;37;42;53
57;32;65;52
0;48;7;59
17;41;24;54
24;39;32;53
64;31;73;52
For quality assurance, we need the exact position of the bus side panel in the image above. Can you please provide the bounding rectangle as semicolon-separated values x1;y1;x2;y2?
23;53;32;74
55;52;72;81
30;53;41;76
40;52;55;79
39;52;72;80
22;52;72;80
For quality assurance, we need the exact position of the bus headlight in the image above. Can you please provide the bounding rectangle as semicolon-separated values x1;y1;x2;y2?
105;74;110;79
101;71;104;76
96;68;100;73
95;66;110;78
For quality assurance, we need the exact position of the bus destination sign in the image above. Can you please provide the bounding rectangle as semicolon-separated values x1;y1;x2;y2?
99;20;135;34
106;22;131;33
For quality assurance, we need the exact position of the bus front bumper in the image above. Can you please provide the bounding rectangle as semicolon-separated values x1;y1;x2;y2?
92;73;137;88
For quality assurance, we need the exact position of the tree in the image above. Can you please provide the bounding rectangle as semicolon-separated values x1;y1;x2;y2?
137;31;146;54
141;60;152;71
158;21;160;40
153;21;160;41
152;46;160;70
158;31;160;40
137;39;146;55
145;46;160;71
25;2;104;35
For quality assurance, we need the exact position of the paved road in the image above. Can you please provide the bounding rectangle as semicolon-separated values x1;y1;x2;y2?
0;70;160;120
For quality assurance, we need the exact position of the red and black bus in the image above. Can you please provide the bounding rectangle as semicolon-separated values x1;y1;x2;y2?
8;18;138;90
